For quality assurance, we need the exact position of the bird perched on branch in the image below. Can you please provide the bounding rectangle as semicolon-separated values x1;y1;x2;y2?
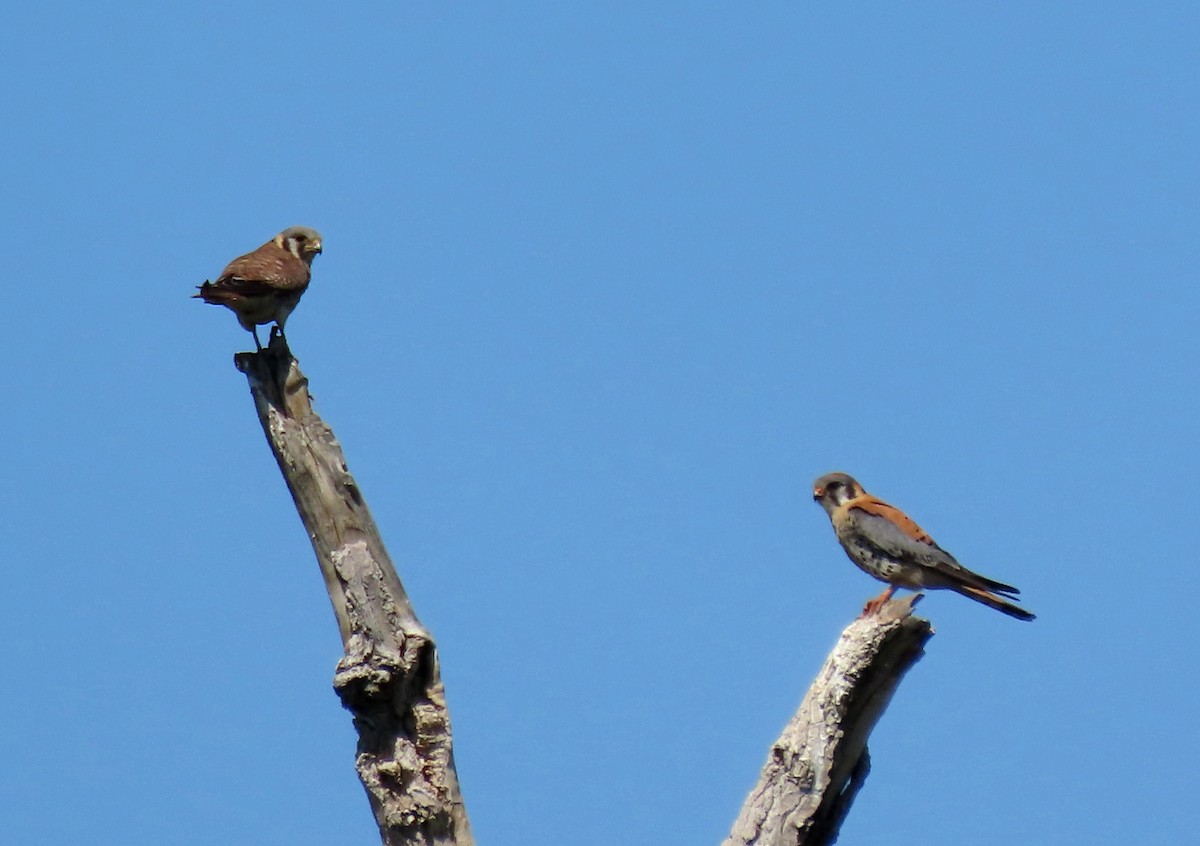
812;472;1035;621
194;226;323;349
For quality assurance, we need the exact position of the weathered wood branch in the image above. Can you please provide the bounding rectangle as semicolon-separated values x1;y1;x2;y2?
234;335;473;846
723;595;933;846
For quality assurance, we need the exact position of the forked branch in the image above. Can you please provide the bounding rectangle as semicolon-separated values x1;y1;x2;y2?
229;336;929;846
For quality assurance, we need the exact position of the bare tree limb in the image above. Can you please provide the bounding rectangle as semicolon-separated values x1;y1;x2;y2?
234;336;473;846
723;595;933;846
227;335;931;846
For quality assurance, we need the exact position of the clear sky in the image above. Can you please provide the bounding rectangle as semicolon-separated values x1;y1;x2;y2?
2;4;1196;844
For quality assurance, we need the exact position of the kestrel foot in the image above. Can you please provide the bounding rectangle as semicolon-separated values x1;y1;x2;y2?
860;586;896;617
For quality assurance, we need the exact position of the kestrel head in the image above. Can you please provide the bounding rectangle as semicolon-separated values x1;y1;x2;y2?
812;472;864;515
275;226;324;265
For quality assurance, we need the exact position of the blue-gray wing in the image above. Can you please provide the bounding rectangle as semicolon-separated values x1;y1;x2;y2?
845;506;1020;595
845;507;959;569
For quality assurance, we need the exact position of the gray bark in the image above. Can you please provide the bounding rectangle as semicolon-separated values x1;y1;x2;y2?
723;595;932;846
234;336;473;846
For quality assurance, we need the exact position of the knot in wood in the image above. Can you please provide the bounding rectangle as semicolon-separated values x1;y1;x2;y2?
333;636;404;708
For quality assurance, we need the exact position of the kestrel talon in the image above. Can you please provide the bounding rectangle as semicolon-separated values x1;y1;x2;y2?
812;472;1034;621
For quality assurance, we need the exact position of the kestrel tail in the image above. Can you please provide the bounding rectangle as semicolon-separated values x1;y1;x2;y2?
812;472;1035;621
194;226;323;349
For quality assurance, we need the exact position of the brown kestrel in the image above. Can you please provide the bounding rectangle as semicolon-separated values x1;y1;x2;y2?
812;472;1035;621
194;226;323;349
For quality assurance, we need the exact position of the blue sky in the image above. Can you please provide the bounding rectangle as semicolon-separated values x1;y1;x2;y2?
2;3;1197;844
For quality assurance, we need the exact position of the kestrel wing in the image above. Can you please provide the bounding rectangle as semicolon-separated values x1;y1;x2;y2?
846;499;1020;596
844;499;953;566
205;274;282;298
216;248;310;292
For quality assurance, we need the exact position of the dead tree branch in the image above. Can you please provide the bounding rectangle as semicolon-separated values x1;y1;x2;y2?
723;595;933;846
234;335;472;846
227;336;930;846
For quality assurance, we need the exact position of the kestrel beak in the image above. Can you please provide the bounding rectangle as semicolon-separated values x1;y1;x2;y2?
311;242;323;255
812;487;824;501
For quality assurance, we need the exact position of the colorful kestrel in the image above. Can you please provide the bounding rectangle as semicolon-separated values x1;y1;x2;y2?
194;226;323;349
812;472;1034;621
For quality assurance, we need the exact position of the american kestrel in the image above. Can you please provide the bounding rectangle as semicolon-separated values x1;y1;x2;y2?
812;472;1034;621
194;226;323;349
